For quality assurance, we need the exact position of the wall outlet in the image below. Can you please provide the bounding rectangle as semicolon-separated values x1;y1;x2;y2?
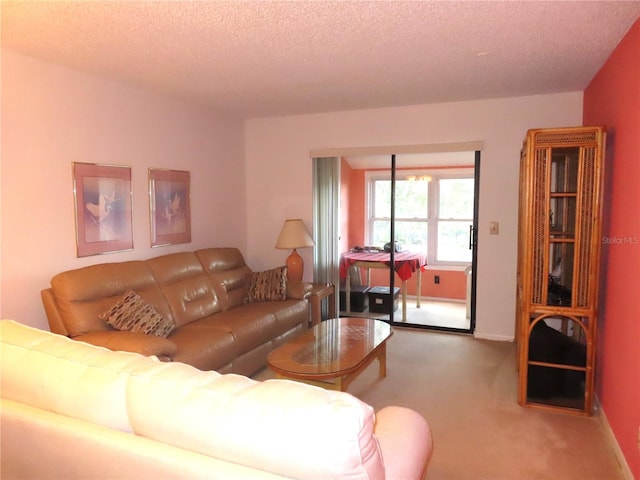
434;275;440;284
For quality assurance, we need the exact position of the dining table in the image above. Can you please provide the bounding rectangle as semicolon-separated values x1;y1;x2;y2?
339;250;427;322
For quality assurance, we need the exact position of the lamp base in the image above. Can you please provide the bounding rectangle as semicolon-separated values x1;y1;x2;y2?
286;249;304;282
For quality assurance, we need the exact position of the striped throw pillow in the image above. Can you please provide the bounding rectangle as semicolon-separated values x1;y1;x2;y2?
244;266;288;303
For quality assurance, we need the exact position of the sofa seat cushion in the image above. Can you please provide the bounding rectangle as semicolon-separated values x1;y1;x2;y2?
168;324;237;371
213;299;308;343
190;306;279;354
75;331;178;358
271;299;309;332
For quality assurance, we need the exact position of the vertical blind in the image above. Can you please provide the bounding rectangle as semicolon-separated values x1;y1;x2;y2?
312;157;340;315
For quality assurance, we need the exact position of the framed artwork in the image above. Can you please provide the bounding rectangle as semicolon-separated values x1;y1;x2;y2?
149;169;191;247
73;162;133;257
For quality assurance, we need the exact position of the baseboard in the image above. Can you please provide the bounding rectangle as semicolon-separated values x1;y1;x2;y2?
405;295;465;304
473;332;514;342
595;396;634;479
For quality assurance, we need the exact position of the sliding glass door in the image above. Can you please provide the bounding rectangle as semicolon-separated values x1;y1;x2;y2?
313;145;480;333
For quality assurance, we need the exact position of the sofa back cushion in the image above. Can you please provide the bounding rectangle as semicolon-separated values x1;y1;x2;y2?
127;366;385;480
1;321;384;480
50;261;172;338
146;252;221;328
195;248;252;311
0;320;152;433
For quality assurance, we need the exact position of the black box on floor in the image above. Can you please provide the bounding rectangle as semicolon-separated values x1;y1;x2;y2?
339;286;369;312
368;286;400;314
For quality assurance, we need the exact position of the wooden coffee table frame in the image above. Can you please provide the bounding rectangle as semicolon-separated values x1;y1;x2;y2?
267;317;392;391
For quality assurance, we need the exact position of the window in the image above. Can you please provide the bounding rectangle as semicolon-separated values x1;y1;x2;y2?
367;169;474;266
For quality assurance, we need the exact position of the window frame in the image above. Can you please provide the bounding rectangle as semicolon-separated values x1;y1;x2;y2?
365;167;474;267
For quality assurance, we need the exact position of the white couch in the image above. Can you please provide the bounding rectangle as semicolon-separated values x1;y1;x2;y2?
0;320;433;479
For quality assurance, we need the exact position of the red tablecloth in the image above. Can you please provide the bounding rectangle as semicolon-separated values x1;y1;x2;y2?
339;250;427;281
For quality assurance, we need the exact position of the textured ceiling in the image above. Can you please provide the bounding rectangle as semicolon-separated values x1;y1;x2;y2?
2;1;639;119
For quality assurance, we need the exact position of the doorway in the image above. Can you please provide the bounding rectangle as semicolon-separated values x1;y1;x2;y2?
312;143;481;334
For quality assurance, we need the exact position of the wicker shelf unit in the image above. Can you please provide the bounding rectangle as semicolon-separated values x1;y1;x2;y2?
516;126;606;415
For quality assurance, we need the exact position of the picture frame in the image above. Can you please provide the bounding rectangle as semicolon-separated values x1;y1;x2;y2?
149;168;191;247
73;162;133;257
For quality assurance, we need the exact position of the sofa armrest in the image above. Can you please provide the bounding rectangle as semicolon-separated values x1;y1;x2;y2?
286;281;313;300
73;331;178;360
374;406;433;480
41;288;68;336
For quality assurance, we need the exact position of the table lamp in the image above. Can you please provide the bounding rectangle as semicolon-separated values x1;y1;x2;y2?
275;219;314;281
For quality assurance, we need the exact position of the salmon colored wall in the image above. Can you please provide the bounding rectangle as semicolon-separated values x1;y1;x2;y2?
364;268;466;300
348;168;366;248
342;166;467;299
339;158;352;254
583;19;640;478
1;52;246;330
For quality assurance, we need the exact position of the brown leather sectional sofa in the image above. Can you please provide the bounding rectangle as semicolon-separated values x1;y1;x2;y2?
41;248;312;376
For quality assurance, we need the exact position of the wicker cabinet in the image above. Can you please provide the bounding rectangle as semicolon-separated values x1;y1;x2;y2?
516;126;605;415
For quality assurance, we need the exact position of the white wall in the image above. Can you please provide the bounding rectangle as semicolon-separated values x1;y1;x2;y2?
0;49;584;340
1;51;246;330
245;94;583;340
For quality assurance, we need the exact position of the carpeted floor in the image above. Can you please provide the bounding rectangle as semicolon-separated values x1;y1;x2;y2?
345;298;470;330
254;327;627;479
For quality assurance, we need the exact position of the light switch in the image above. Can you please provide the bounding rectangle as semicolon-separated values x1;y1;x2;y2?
489;221;500;235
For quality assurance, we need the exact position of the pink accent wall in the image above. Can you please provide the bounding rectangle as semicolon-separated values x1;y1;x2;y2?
347;168;366;249
339;157;352;254
363;268;466;300
583;19;640;478
1;52;246;330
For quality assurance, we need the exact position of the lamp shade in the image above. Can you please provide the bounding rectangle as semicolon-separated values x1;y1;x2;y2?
275;219;314;282
275;219;314;250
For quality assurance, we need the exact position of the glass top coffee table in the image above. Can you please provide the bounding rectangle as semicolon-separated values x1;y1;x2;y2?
267;317;393;391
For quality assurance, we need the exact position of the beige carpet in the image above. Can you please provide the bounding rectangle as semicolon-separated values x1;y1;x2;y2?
344;298;470;330
254;327;626;480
